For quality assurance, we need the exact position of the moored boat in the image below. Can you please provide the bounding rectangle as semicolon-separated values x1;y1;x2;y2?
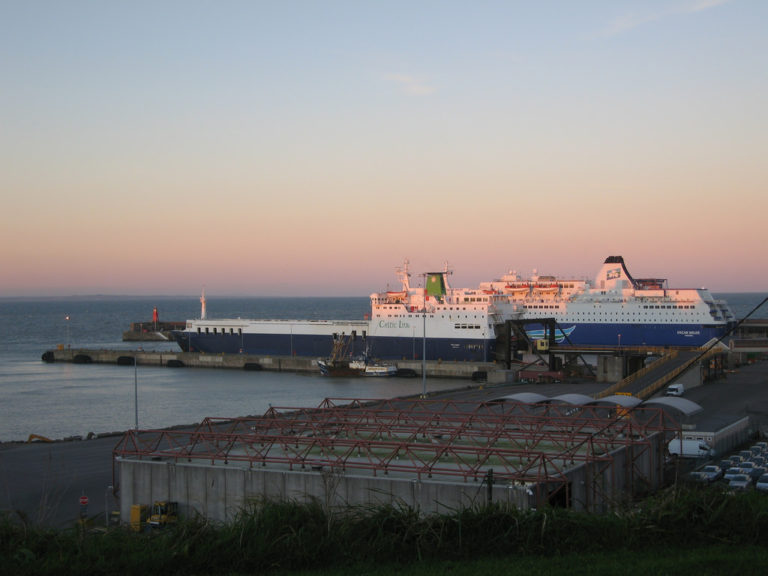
363;363;397;377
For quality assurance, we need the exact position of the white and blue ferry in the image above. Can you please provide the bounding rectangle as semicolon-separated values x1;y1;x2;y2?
171;256;735;360
172;261;505;362
483;255;736;348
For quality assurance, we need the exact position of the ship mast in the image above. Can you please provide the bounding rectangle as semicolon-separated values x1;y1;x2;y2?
397;259;411;292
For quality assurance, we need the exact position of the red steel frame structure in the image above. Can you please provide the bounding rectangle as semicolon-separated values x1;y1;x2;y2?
113;396;681;507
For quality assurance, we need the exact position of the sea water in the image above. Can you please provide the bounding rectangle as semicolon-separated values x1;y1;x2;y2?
0;294;764;442
0;297;466;442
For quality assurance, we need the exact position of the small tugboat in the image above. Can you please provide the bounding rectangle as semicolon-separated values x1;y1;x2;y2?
361;363;397;377
318;335;396;377
317;334;365;376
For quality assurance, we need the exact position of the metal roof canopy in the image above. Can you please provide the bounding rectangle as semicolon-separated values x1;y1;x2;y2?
113;396;682;511
589;395;644;408
643;396;704;417
498;392;550;404
550;393;595;406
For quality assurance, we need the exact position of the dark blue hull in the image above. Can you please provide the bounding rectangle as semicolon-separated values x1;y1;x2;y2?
175;331;369;358
521;321;730;347
172;320;730;363
368;336;495;362
173;331;496;362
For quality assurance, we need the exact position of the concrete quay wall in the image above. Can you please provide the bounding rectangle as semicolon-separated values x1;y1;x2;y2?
43;348;494;379
117;459;535;524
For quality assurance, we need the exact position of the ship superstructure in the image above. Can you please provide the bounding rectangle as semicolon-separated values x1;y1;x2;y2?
365;260;508;361
483;256;735;347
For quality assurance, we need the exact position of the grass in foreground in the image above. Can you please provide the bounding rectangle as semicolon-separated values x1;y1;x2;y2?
2;484;768;575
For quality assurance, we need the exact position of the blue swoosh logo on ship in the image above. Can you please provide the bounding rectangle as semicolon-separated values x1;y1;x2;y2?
525;326;576;343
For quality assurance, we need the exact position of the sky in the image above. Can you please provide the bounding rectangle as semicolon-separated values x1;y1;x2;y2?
1;0;766;297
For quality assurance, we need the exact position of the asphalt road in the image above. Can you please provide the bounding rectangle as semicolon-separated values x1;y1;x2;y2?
0;433;121;528
3;358;766;529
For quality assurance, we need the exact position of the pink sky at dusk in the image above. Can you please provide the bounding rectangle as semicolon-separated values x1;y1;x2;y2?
1;1;766;297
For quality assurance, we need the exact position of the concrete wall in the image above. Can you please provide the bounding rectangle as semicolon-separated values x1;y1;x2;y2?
117;459;536;525
565;433;666;513
117;433;667;524
598;355;625;382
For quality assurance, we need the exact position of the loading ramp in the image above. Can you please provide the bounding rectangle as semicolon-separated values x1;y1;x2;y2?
596;341;728;400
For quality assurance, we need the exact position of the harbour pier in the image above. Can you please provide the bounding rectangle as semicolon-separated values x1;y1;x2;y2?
40;347;495;379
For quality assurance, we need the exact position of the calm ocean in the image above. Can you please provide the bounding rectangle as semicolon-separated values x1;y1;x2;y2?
0;293;764;443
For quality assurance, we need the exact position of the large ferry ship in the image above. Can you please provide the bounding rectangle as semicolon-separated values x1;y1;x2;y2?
171;256;735;361
481;256;736;348
172;261;508;362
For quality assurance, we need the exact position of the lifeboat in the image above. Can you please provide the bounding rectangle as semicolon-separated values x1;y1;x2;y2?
533;283;559;294
386;291;407;303
504;283;530;296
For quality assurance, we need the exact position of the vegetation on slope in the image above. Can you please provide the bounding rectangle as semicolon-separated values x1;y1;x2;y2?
2;484;767;575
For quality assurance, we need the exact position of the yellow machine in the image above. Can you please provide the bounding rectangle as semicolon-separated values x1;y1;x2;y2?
148;501;178;528
129;504;149;532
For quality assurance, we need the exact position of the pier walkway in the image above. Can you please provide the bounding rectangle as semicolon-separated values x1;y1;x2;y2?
40;347;493;380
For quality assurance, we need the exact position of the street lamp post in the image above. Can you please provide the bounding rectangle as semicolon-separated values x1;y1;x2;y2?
65;315;70;351
105;485;113;526
422;310;427;398
134;356;139;430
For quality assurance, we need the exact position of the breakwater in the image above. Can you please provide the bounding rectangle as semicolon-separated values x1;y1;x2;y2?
41;348;495;379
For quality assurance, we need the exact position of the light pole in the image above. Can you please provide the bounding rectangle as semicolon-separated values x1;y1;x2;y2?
105;485;113;526
134;356;139;430
65;315;70;350
421;310;427;398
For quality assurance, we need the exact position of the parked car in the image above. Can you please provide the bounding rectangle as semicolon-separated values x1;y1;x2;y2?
756;474;768;492
745;465;766;480
750;455;766;467
729;455;745;466
739;450;754;461
724;467;744;482
720;459;734;471
698;465;724;483
729;474;752;491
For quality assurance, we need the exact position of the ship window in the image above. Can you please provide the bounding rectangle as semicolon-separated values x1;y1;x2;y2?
197;327;201;334
238;329;242;335
205;327;210;334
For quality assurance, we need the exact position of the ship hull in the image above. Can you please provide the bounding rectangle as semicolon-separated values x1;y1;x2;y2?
172;329;496;362
519;321;729;347
174;330;368;358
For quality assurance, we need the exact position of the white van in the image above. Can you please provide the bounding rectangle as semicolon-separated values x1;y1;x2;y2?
666;383;684;397
668;438;713;458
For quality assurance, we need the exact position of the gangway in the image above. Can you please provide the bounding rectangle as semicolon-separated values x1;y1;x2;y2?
595;341;728;400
